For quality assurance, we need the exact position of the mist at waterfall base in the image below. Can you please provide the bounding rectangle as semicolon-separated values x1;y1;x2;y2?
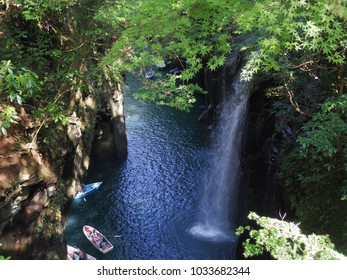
64;75;244;259
190;75;250;246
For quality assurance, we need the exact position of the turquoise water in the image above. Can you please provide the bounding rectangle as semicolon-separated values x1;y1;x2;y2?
64;75;236;260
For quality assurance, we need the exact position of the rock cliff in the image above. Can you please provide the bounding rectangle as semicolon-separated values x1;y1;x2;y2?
0;80;127;259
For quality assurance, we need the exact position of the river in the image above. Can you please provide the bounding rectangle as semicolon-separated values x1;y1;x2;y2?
64;75;236;260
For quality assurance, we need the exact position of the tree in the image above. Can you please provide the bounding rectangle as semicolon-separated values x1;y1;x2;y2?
103;0;346;109
236;212;346;260
279;94;347;252
0;60;42;136
0;0;129;258
102;0;246;110
0;1;128;146
235;0;347;81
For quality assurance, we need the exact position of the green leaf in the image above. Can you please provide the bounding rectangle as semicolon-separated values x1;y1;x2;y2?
16;95;23;105
1;127;8;136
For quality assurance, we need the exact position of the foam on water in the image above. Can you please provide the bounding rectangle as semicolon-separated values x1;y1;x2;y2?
189;224;235;242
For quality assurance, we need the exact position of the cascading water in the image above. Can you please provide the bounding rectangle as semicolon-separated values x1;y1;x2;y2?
190;70;252;242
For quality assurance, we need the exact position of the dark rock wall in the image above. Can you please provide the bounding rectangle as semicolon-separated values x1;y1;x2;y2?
0;77;128;259
244;87;286;217
91;78;128;161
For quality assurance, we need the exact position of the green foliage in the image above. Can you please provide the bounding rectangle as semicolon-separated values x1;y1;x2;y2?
20;0;78;22
0;60;41;104
0;0;124;142
235;0;347;80
236;0;347;255
279;94;347;251
102;0;241;110
91;1;133;41
136;73;205;111
0;243;11;260
0;60;41;135
102;0;346;110
0;106;17;136
236;212;347;260
0;2;67;72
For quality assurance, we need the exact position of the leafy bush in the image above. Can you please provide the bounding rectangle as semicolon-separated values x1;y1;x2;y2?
236;212;346;260
0;60;41;135
0;243;11;260
280;94;347;251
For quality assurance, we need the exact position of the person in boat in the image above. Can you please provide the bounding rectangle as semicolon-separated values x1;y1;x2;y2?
79;250;87;260
100;239;107;249
91;229;98;239
91;229;102;244
73;251;80;260
80;183;86;193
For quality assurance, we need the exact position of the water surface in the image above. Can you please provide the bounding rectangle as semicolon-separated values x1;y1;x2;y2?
64;75;236;260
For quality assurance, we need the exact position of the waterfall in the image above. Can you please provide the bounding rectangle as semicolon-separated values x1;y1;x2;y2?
190;69;252;242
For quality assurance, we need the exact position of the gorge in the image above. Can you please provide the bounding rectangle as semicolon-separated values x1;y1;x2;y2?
1;0;346;261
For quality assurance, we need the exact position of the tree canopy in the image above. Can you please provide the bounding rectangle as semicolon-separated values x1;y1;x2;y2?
103;0;346;106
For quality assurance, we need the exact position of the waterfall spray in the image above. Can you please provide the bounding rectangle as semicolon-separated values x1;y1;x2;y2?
190;71;253;242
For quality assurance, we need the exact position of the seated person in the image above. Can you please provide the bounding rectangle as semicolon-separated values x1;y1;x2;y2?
73;251;80;260
99;239;107;249
79;251;87;260
91;230;102;244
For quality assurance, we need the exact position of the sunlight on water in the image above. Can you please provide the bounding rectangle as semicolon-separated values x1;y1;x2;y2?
65;75;235;259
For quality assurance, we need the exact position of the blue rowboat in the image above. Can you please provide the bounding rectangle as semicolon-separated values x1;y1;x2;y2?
74;182;102;199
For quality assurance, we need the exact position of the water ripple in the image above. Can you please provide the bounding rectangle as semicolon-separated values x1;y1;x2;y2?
64;75;234;260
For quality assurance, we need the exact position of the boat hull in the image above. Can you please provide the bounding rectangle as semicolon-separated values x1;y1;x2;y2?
83;225;114;254
74;182;102;199
67;245;96;260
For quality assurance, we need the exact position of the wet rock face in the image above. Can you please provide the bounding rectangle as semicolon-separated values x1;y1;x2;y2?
199;52;285;221
244;88;285;217
91;80;128;161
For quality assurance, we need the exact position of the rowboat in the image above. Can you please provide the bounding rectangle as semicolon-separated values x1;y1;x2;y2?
74;182;102;199
83;225;114;254
67;245;96;260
